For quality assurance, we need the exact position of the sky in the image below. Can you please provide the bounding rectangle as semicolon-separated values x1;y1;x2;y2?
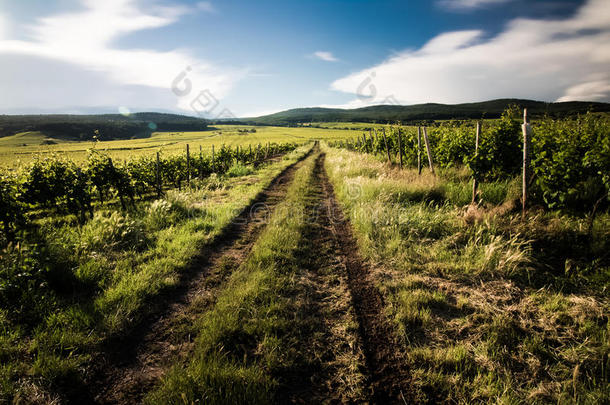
0;0;609;117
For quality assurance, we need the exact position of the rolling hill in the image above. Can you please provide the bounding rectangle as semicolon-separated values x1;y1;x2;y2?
239;99;610;125
0;112;208;141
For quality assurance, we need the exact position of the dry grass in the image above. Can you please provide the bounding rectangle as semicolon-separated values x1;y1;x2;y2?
322;144;609;403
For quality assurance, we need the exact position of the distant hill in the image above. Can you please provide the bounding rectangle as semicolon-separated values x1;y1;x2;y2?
0;112;208;141
239;99;610;125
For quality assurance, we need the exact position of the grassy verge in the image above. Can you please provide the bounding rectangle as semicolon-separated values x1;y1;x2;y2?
0;145;312;402
148;150;368;403
322;144;609;403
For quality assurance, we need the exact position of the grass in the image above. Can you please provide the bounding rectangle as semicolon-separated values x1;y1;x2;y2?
0;125;356;168
322;144;609;403
148;150;369;404
0;144;313;402
147;151;319;404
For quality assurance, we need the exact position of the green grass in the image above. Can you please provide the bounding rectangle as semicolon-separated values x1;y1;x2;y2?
322;144;609;404
0;125;355;168
0;144;313;402
147;151;321;404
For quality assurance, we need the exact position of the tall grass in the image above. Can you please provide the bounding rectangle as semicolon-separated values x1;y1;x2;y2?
322;144;609;403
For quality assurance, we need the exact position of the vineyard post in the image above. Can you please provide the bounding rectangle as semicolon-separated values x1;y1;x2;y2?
186;144;191;187
266;142;270;159
472;121;480;204
249;144;252;163
156;151;161;198
381;128;392;164
397;128;403;169
423;127;435;174
522;109;532;217
212;144;216;173
417;127;422;175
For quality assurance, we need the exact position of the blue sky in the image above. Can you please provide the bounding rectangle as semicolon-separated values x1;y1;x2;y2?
0;0;608;117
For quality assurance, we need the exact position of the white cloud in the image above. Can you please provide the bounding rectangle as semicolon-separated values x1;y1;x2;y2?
557;78;610;102
196;2;216;13
438;0;513;10
313;51;339;62
0;0;241;113
331;0;610;106
0;13;7;39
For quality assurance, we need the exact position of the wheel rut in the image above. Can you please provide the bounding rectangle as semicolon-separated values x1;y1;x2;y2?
278;152;369;403
313;152;411;404
87;148;313;405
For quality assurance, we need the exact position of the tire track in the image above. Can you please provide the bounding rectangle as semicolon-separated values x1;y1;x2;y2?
315;153;412;404
86;147;314;404
277;152;370;404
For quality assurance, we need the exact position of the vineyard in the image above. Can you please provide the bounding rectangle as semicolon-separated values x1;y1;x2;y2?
0;142;299;241
331;106;610;213
0;111;608;404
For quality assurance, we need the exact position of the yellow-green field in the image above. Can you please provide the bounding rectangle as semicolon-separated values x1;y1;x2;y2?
0;125;357;167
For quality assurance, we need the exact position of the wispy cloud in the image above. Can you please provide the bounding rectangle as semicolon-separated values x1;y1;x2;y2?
438;0;513;10
313;51;339;62
331;0;610;106
0;13;7;39
196;2;216;13
0;0;241;112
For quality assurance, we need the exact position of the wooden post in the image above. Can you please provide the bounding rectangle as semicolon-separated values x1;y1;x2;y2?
186;144;191;186
156;151;161;198
422;127;435;174
397;128;403;169
381;128;392;164
265;142;269;159
417;127;422;175
212;144;215;173
472;121;481;204
522;109;532;217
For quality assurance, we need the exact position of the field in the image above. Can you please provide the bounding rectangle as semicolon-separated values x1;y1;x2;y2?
0;112;608;404
0;125;357;168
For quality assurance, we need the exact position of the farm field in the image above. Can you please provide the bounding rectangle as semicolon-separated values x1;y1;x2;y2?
4;0;610;403
0;111;609;404
0;125;356;168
